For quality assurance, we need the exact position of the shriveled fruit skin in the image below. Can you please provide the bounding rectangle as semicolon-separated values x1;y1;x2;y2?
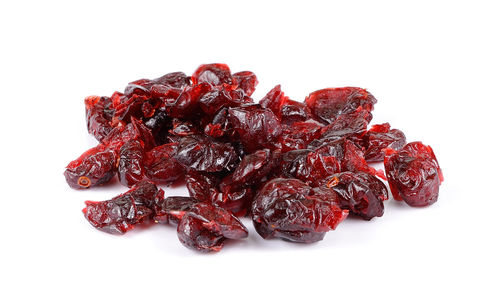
144;143;185;184
363;123;406;162
324;171;388;220
251;178;348;243
118;140;145;188
174;135;238;172
305;87;377;124
153;196;198;224
177;203;248;252
232;71;258;96
228;105;282;153
83;181;164;234
384;142;443;207
64;146;117;189
85;96;114;142
192;63;233;86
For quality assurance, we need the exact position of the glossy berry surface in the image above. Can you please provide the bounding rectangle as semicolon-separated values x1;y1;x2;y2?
252;178;348;243
177;203;248;252
384;142;443;207
66;63;443;252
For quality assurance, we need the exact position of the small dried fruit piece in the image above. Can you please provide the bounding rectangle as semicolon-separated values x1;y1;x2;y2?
232;71;258;96
192;63;233;86
384;142;443;207
177;203;248;252
305;87;377;124
228;105;282;153
64;146;117;189
325;171;388;220
85;96;114;142
153;196;198;224
362;123;406;162
174;135;238;172
252;178;348;243
185;171;219;203
83;181;164;234
118;140;145;187
144;143;185;184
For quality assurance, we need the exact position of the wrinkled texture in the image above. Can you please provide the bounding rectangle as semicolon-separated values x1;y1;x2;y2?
325;171;388;220
67;63;443;252
177;203;248;252
252;178;348;243
384;142;443;207
83;181;164;233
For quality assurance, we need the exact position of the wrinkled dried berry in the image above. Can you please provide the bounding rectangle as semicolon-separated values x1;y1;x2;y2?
153;196;198;224
325;171;388;220
305;87;376;124
83;181;164;234
177;203;248;252
363;123;406;162
384;142;443;207
252;178;348;243
118;140;145;187
64;146;116;189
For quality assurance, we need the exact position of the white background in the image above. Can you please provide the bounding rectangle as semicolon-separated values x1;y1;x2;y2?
1;1;499;303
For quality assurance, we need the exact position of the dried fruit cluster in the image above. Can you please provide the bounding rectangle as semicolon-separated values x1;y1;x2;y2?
65;63;443;253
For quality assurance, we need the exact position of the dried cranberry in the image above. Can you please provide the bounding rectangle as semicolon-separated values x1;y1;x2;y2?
185;171;219;203
64;146;116;189
384;142;443;207
279;98;311;124
252;178;348;243
144;143;185;184
305;87;376;124
83;181;164;234
363;123;406;162
177;202;248;252
85;96;113;142
325;171;388;220
192;63;233;86
174;135;238;172
153;196;198;224
228;105;282;153
280;120;323;152
118;140;145;187
232;71;258;96
259;85;286;116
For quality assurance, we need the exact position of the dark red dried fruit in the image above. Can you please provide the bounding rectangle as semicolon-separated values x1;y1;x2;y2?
192;63;233;86
228;105;282;153
325;171;388;220
384;142;443;207
232;71;258;96
280;120;323;152
85;96;114;142
305;87;376;124
174;135;238;172
83;181;164;234
185;171;219;203
252;178;348;243
363;123;406;162
144;143;185;184
177;202;248;252
118;140;145;187
64;146;116;189
153;196;198;224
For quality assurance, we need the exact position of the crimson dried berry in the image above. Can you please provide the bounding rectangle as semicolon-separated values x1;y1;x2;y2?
325;171;388;220
144;143;185;184
192;63;233;86
232;71;258;96
83;181;164;234
305;87;377;124
118;140;146;187
153;196;198;224
384;142;443;207
177;202;248;252
362;123;406;162
64;146;117;189
252;178;348;243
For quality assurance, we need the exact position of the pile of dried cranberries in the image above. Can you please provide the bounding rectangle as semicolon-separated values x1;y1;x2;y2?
65;63;444;253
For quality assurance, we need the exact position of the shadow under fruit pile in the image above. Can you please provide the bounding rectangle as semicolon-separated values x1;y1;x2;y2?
64;63;443;253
